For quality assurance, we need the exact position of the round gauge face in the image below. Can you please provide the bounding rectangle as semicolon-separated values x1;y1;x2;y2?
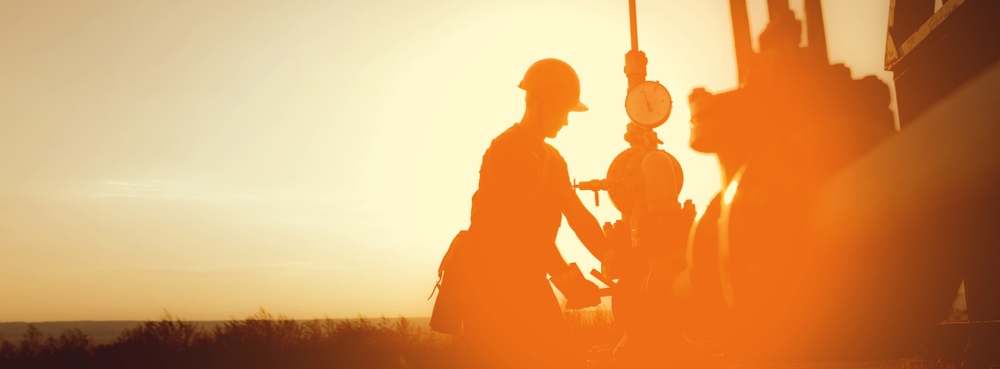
625;80;673;128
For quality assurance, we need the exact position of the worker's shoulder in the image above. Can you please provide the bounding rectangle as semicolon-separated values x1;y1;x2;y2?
490;124;524;144
541;142;564;160
487;124;531;154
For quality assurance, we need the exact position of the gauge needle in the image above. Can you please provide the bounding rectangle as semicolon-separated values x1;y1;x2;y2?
641;89;652;112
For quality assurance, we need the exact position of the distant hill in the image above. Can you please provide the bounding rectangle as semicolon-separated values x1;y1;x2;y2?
0;317;432;345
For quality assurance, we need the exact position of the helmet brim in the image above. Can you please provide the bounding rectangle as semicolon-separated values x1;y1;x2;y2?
570;101;588;112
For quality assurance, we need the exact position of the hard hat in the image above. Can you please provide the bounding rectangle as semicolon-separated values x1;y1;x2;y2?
518;58;588;112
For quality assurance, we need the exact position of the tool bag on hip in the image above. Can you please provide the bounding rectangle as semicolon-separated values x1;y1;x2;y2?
428;230;473;335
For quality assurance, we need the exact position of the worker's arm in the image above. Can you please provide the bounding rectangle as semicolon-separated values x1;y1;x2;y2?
563;187;613;262
545;242;571;277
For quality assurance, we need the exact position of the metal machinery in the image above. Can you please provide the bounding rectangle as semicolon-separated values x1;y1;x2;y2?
685;0;900;359
573;1;696;366
684;0;1000;362
583;0;1000;364
881;0;1000;363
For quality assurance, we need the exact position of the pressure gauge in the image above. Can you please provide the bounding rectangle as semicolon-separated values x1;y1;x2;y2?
625;80;673;128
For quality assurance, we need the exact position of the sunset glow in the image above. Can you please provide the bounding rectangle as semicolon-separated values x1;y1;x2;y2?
0;0;893;322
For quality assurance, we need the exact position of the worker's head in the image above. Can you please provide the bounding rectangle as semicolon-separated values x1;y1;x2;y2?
518;58;587;138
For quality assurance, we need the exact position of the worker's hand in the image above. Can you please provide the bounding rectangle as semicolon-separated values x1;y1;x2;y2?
565;279;601;310
550;263;601;310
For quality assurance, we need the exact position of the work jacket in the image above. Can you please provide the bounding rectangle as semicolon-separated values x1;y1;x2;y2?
467;123;571;280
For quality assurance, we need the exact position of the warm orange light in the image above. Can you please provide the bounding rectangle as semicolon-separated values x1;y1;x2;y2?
0;0;896;323
722;179;739;205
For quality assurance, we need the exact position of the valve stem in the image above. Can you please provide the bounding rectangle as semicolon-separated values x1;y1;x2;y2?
573;178;609;206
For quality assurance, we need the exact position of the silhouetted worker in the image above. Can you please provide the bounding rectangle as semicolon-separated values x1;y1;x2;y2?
462;58;613;369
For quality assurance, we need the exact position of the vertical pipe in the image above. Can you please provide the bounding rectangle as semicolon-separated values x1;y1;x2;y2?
766;0;791;20
730;0;754;84
629;0;638;51
804;0;829;64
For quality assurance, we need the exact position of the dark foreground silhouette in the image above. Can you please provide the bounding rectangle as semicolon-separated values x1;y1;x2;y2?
0;308;619;369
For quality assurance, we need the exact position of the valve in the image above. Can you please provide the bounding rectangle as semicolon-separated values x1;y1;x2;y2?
573;178;609;206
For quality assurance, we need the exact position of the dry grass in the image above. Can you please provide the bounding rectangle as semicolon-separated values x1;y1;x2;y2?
2;309;979;369
0;309;460;369
0;307;621;369
563;304;622;347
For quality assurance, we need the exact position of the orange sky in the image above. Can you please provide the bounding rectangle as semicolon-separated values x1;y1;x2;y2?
0;0;893;322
